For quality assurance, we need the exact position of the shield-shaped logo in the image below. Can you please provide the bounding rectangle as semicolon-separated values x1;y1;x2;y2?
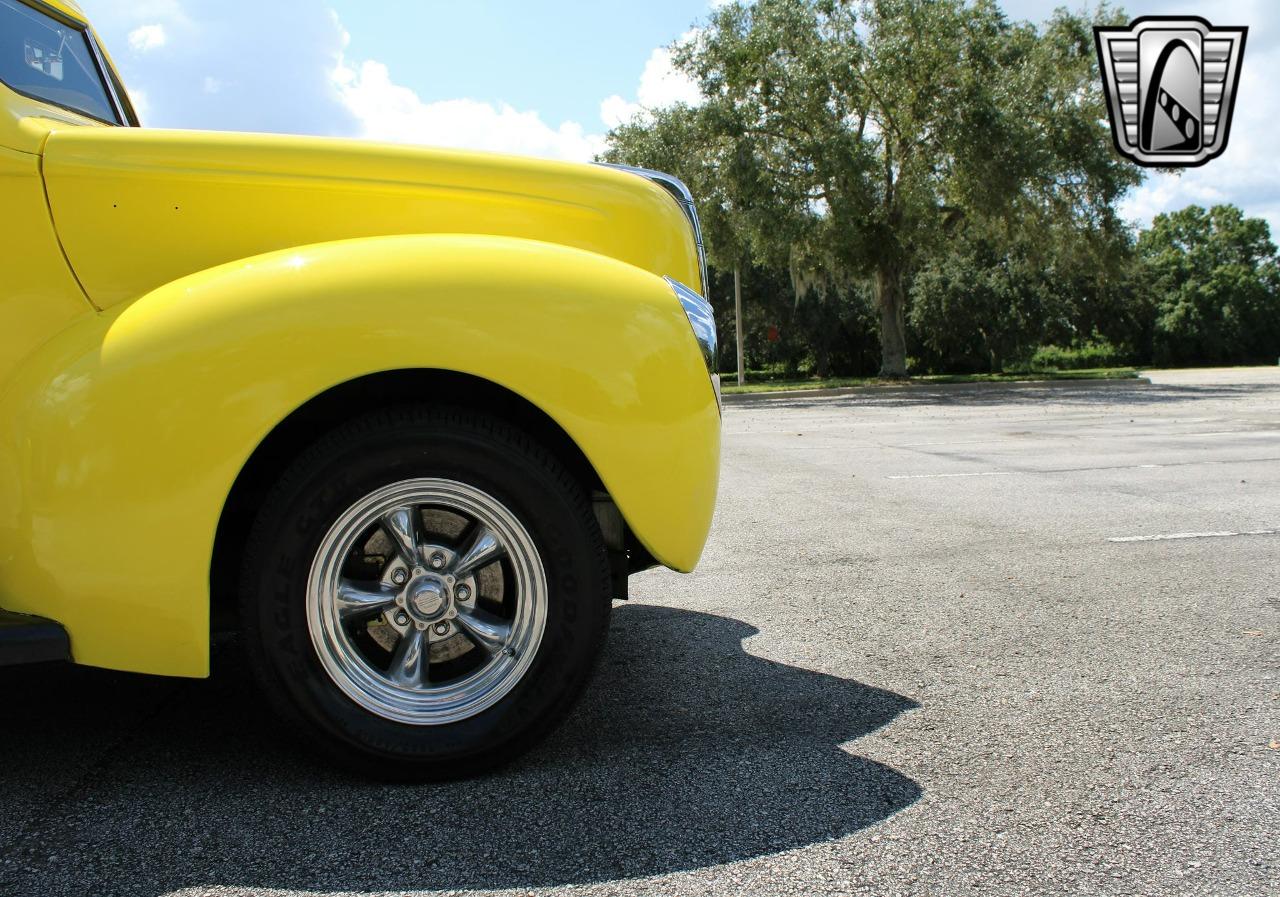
1095;16;1247;167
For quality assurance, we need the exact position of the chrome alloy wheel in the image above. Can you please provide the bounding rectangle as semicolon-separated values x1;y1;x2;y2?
307;478;547;725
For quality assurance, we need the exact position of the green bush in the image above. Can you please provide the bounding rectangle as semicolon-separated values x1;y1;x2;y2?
1027;340;1126;371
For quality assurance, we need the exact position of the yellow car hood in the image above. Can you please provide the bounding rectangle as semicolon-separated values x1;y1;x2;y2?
40;127;701;310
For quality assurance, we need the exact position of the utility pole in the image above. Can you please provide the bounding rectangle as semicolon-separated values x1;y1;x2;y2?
734;266;744;386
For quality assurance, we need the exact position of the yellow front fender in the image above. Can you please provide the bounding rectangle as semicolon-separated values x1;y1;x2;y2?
0;235;720;677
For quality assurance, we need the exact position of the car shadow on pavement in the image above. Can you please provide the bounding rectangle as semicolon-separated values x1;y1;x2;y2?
1;604;921;895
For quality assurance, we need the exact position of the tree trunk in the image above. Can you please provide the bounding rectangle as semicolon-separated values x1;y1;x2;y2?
875;264;908;377
978;329;999;373
815;346;831;379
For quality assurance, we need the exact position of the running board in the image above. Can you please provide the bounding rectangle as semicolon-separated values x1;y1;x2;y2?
0;609;70;667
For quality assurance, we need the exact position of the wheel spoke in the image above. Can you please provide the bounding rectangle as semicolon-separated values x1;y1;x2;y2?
454;604;513;655
388;627;428;687
336;580;397;622
382;507;421;568
309;479;548;723
452;523;505;579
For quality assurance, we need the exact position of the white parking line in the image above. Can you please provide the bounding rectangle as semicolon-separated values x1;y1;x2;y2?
891;427;1280;449
1174;430;1280;438
1108;530;1279;543
888;456;1280;480
885;471;1017;480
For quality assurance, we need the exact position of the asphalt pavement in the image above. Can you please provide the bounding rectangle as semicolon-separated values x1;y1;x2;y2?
2;367;1277;896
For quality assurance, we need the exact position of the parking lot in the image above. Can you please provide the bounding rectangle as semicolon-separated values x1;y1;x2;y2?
3;367;1277;897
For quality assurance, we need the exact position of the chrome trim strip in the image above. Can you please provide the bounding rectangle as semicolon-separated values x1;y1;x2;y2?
84;28;126;125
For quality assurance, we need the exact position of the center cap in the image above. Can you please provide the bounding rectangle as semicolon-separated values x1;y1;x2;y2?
408;577;447;619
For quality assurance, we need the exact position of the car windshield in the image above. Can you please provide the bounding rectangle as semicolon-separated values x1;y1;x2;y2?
0;0;119;124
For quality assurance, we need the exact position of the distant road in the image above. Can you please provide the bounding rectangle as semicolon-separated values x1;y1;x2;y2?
1143;365;1280;387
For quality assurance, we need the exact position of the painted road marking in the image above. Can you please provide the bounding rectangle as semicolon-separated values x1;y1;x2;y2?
886;471;1018;480
1108;530;1278;543
892;428;1280;448
1172;430;1280;438
888;456;1280;479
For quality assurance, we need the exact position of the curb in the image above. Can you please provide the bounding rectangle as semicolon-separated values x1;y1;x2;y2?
722;376;1153;405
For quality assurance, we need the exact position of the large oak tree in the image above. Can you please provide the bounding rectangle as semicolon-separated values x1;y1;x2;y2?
607;0;1139;376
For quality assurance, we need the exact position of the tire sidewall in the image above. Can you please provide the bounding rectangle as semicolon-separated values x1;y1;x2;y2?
241;410;608;773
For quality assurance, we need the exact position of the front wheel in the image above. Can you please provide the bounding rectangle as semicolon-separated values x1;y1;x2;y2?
238;406;611;778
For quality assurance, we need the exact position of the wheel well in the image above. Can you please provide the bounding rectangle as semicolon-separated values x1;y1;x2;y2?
209;369;608;633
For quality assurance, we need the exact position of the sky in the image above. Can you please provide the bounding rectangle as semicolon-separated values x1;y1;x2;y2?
78;0;1280;236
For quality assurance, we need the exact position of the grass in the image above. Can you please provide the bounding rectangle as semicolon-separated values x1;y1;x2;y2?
720;367;1141;395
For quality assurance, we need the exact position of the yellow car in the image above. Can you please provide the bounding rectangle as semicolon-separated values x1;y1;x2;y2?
0;0;720;776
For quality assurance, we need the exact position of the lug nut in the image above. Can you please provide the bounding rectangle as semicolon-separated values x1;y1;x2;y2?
433;622;450;636
395;612;409;626
429;553;446;570
456;585;471;602
391;569;408;585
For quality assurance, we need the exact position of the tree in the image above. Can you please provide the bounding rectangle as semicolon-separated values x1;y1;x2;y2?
605;112;883;378
908;222;1054;372
611;0;1140;376
1138;205;1280;366
601;106;752;379
602;106;747;277
908;208;1143;372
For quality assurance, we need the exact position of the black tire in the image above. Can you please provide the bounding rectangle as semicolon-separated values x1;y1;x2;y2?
238;405;611;779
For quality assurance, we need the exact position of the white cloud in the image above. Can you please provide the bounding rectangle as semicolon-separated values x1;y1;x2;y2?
334;59;603;162
599;95;641;132
331;25;704;162
600;30;702;129
126;24;166;52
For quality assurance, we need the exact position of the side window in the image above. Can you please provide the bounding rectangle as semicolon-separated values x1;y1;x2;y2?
0;0;120;124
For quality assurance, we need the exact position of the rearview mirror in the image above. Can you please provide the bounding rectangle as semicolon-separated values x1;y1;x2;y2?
25;39;63;81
